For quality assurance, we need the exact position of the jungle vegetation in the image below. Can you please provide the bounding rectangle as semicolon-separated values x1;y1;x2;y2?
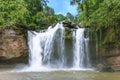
70;0;120;50
0;0;67;30
0;0;119;50
69;0;120;61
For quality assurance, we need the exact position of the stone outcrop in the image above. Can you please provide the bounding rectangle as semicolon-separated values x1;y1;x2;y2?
96;63;114;72
0;28;28;63
102;45;120;71
63;20;79;29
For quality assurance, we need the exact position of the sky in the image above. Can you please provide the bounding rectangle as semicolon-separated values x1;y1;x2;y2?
47;0;78;16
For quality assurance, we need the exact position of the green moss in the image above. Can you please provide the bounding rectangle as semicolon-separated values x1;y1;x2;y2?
65;28;72;40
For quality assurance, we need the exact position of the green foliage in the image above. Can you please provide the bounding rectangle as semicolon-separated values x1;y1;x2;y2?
0;0;66;31
24;0;48;15
66;12;74;21
71;0;120;46
0;0;30;30
44;6;55;15
65;28;72;40
32;6;67;30
33;10;57;29
54;14;67;22
73;14;81;24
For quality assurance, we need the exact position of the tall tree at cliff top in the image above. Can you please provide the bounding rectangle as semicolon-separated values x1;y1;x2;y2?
70;0;120;61
24;0;66;29
66;12;74;21
24;0;48;15
70;0;120;45
33;6;57;29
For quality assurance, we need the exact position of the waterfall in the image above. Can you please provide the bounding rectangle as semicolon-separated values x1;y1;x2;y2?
27;23;65;70
72;28;91;68
28;31;43;69
27;23;91;71
84;37;91;67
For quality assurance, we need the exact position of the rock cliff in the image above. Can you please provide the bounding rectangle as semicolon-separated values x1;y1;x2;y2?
103;45;120;71
95;45;120;72
0;28;28;63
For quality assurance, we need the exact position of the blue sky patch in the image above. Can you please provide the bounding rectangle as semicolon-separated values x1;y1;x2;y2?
48;0;78;16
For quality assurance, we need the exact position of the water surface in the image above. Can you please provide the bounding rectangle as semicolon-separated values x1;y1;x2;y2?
0;65;120;80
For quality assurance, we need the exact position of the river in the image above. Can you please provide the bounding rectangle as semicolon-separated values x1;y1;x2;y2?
0;64;120;80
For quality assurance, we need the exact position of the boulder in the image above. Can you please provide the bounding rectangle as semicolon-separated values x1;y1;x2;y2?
107;56;120;71
96;63;114;72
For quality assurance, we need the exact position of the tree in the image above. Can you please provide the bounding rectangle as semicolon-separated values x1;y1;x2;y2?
66;12;74;21
0;0;52;30
0;0;30;29
70;0;120;44
70;0;120;60
44;6;55;15
24;0;48;15
55;14;66;22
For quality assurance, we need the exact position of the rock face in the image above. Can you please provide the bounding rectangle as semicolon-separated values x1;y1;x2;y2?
0;28;28;63
96;63;114;72
63;20;79;29
102;45;120;71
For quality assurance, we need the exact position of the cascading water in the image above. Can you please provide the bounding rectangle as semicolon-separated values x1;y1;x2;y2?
72;28;91;68
27;23;91;71
27;23;65;70
28;31;43;69
84;37;91;67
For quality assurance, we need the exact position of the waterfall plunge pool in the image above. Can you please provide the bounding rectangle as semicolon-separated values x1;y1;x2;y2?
0;66;120;80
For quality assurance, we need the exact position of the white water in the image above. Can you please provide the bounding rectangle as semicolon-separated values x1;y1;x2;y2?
27;23;65;71
28;31;43;69
85;37;91;67
27;23;91;71
72;28;91;68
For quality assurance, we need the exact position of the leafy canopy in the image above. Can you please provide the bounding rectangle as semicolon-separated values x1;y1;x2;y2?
0;0;67;30
70;0;120;45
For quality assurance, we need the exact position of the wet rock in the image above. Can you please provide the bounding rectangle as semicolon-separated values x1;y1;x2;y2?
107;56;120;71
96;64;114;72
0;28;28;63
63;20;79;29
101;45;120;71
